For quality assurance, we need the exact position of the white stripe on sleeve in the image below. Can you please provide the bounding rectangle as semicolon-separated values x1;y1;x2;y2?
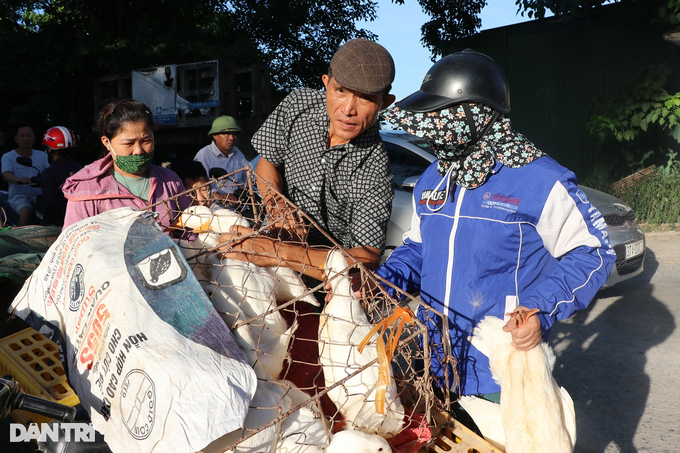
536;181;602;257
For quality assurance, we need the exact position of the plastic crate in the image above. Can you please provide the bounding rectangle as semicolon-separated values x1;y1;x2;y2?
0;327;80;425
422;411;503;453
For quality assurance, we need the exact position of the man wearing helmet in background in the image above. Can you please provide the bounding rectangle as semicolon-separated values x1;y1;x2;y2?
374;50;616;404
1;126;49;226
40;126;82;226
194;115;251;205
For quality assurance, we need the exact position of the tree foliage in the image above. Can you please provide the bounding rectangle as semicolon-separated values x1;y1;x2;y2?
588;63;680;143
0;0;378;151
405;0;680;173
225;1;378;92
392;0;487;57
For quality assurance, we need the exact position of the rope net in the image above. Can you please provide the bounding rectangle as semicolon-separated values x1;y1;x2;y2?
153;166;458;453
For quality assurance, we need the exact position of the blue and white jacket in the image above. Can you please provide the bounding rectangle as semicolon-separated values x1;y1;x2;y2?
376;156;616;396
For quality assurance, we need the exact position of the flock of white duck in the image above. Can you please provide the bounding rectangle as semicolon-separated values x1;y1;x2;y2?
172;206;400;453
173;205;578;453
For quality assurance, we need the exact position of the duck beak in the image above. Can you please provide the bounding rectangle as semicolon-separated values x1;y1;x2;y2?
191;220;214;233
164;216;184;232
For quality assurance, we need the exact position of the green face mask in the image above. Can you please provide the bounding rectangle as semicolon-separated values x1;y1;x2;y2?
110;144;154;175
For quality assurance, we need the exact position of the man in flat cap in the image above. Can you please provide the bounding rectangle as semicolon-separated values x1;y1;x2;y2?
223;39;396;281
194;115;251;204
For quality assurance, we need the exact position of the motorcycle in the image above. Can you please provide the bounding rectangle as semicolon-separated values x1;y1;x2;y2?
0;376;111;453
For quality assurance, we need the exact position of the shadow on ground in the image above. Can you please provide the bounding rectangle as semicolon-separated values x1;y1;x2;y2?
550;248;675;452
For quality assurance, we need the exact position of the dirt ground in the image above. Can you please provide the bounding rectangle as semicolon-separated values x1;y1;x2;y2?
639;223;679;233
641;229;680;265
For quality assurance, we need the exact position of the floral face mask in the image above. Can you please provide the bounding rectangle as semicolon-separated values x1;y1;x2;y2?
383;103;544;189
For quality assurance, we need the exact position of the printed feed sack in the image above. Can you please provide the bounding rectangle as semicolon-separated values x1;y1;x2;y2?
10;207;257;453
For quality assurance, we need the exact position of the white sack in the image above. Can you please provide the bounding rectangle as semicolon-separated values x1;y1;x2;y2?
10;208;257;453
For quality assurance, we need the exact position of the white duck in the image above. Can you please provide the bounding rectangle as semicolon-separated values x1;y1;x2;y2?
325;430;392;453
172;205;224;280
200;376;292;453
264;265;320;307
199;312;296;453
318;250;405;438
275;382;329;453
176;205;251;233
212;207;252;231
206;256;296;378
274;383;393;453
176;206;317;307
205;256;283;335
468;315;576;453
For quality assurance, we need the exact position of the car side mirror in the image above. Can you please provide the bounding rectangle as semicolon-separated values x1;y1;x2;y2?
402;175;419;190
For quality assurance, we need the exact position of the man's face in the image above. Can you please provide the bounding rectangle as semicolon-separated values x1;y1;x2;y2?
15;127;35;150
213;132;238;155
322;75;395;146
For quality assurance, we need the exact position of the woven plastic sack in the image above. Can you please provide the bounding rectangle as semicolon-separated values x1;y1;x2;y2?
9;207;257;453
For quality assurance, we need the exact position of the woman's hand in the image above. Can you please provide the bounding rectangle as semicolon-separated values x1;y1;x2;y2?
502;306;542;351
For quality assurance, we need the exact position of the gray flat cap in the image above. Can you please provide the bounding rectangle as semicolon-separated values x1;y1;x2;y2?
329;39;395;95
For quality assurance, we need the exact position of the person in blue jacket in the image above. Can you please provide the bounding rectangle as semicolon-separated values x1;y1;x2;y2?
375;49;616;399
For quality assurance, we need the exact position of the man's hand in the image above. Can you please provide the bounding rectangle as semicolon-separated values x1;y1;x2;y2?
264;196;309;241
218;225;282;267
3;171;32;186
502;306;542;351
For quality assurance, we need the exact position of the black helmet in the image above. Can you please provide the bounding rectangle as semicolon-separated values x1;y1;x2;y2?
396;49;510;113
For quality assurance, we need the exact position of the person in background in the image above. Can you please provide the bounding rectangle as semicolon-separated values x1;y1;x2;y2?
223;38;396;282
62;100;190;229
194;115;251;205
40;126;83;226
374;50;616;401
1;126;50;226
174;160;211;207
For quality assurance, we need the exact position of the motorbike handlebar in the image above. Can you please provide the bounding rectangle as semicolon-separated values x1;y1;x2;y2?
14;392;76;422
0;376;76;422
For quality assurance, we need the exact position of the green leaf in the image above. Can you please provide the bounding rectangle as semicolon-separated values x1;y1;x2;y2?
642;101;651;112
631;114;641;127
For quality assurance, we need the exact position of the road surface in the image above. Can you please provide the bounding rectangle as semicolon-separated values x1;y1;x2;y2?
552;231;680;453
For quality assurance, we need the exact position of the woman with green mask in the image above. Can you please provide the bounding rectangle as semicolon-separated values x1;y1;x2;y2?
62;100;190;230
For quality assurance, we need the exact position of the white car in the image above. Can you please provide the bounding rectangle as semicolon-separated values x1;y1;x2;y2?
380;130;646;287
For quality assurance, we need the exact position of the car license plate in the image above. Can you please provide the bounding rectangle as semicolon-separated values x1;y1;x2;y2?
625;240;644;259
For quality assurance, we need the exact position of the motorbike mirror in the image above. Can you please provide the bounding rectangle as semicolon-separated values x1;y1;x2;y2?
16;156;34;168
209;167;228;179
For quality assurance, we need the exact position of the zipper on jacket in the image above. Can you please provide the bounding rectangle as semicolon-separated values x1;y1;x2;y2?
442;186;465;389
